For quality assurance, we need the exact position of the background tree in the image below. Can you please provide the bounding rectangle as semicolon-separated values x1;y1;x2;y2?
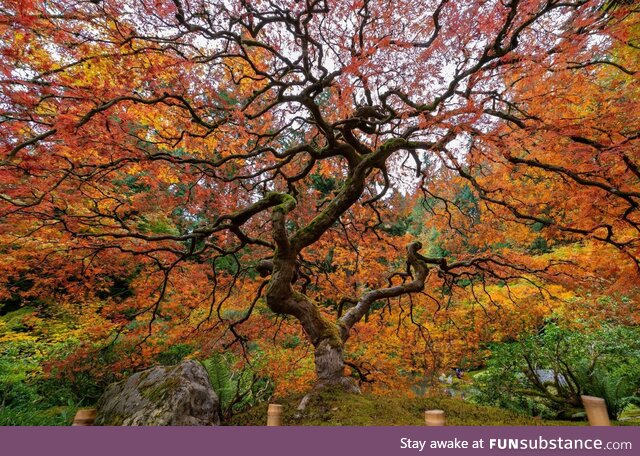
1;0;638;396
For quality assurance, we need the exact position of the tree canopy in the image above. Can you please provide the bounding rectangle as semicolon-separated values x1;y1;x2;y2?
1;0;638;394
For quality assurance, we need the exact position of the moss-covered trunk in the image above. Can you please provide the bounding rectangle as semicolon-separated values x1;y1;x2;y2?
264;192;361;393
267;274;359;391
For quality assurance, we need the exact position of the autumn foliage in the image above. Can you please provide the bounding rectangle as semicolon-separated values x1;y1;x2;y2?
1;0;638;397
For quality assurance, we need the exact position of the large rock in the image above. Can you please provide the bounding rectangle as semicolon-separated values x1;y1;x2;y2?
95;360;219;426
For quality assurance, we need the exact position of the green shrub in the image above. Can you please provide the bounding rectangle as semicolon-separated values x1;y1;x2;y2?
0;339;84;425
0;308;104;425
156;343;195;365
474;324;640;420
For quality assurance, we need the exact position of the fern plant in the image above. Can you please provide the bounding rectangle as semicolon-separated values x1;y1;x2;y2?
200;353;273;421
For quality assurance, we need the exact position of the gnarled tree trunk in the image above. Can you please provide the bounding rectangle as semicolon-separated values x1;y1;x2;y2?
264;250;359;393
264;198;431;398
262;185;432;405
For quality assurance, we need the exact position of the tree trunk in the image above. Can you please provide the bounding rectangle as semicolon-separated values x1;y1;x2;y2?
295;331;359;413
264;248;359;393
313;335;360;393
292;296;360;393
265;195;360;395
315;337;344;383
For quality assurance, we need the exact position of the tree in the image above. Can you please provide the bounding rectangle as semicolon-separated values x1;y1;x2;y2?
1;0;638;395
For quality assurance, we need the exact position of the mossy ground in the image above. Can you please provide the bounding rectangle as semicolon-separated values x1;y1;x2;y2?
228;388;590;426
619;405;640;424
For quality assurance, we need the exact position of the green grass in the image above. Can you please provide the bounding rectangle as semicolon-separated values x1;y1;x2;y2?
0;405;77;426
228;388;589;426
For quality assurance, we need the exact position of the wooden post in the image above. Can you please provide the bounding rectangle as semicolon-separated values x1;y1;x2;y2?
581;395;611;426
425;409;445;426
72;409;97;426
267;403;283;426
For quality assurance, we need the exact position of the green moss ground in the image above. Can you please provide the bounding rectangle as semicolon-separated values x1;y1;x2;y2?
228;388;591;426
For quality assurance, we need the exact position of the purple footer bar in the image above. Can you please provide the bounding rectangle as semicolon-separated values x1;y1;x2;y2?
1;426;637;456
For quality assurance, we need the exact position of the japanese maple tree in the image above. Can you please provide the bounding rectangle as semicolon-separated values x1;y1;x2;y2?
1;0;638;394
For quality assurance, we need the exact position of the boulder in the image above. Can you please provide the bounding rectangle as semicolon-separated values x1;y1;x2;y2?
95;360;219;426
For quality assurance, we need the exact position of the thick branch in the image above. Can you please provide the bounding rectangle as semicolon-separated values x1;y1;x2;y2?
339;241;429;340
